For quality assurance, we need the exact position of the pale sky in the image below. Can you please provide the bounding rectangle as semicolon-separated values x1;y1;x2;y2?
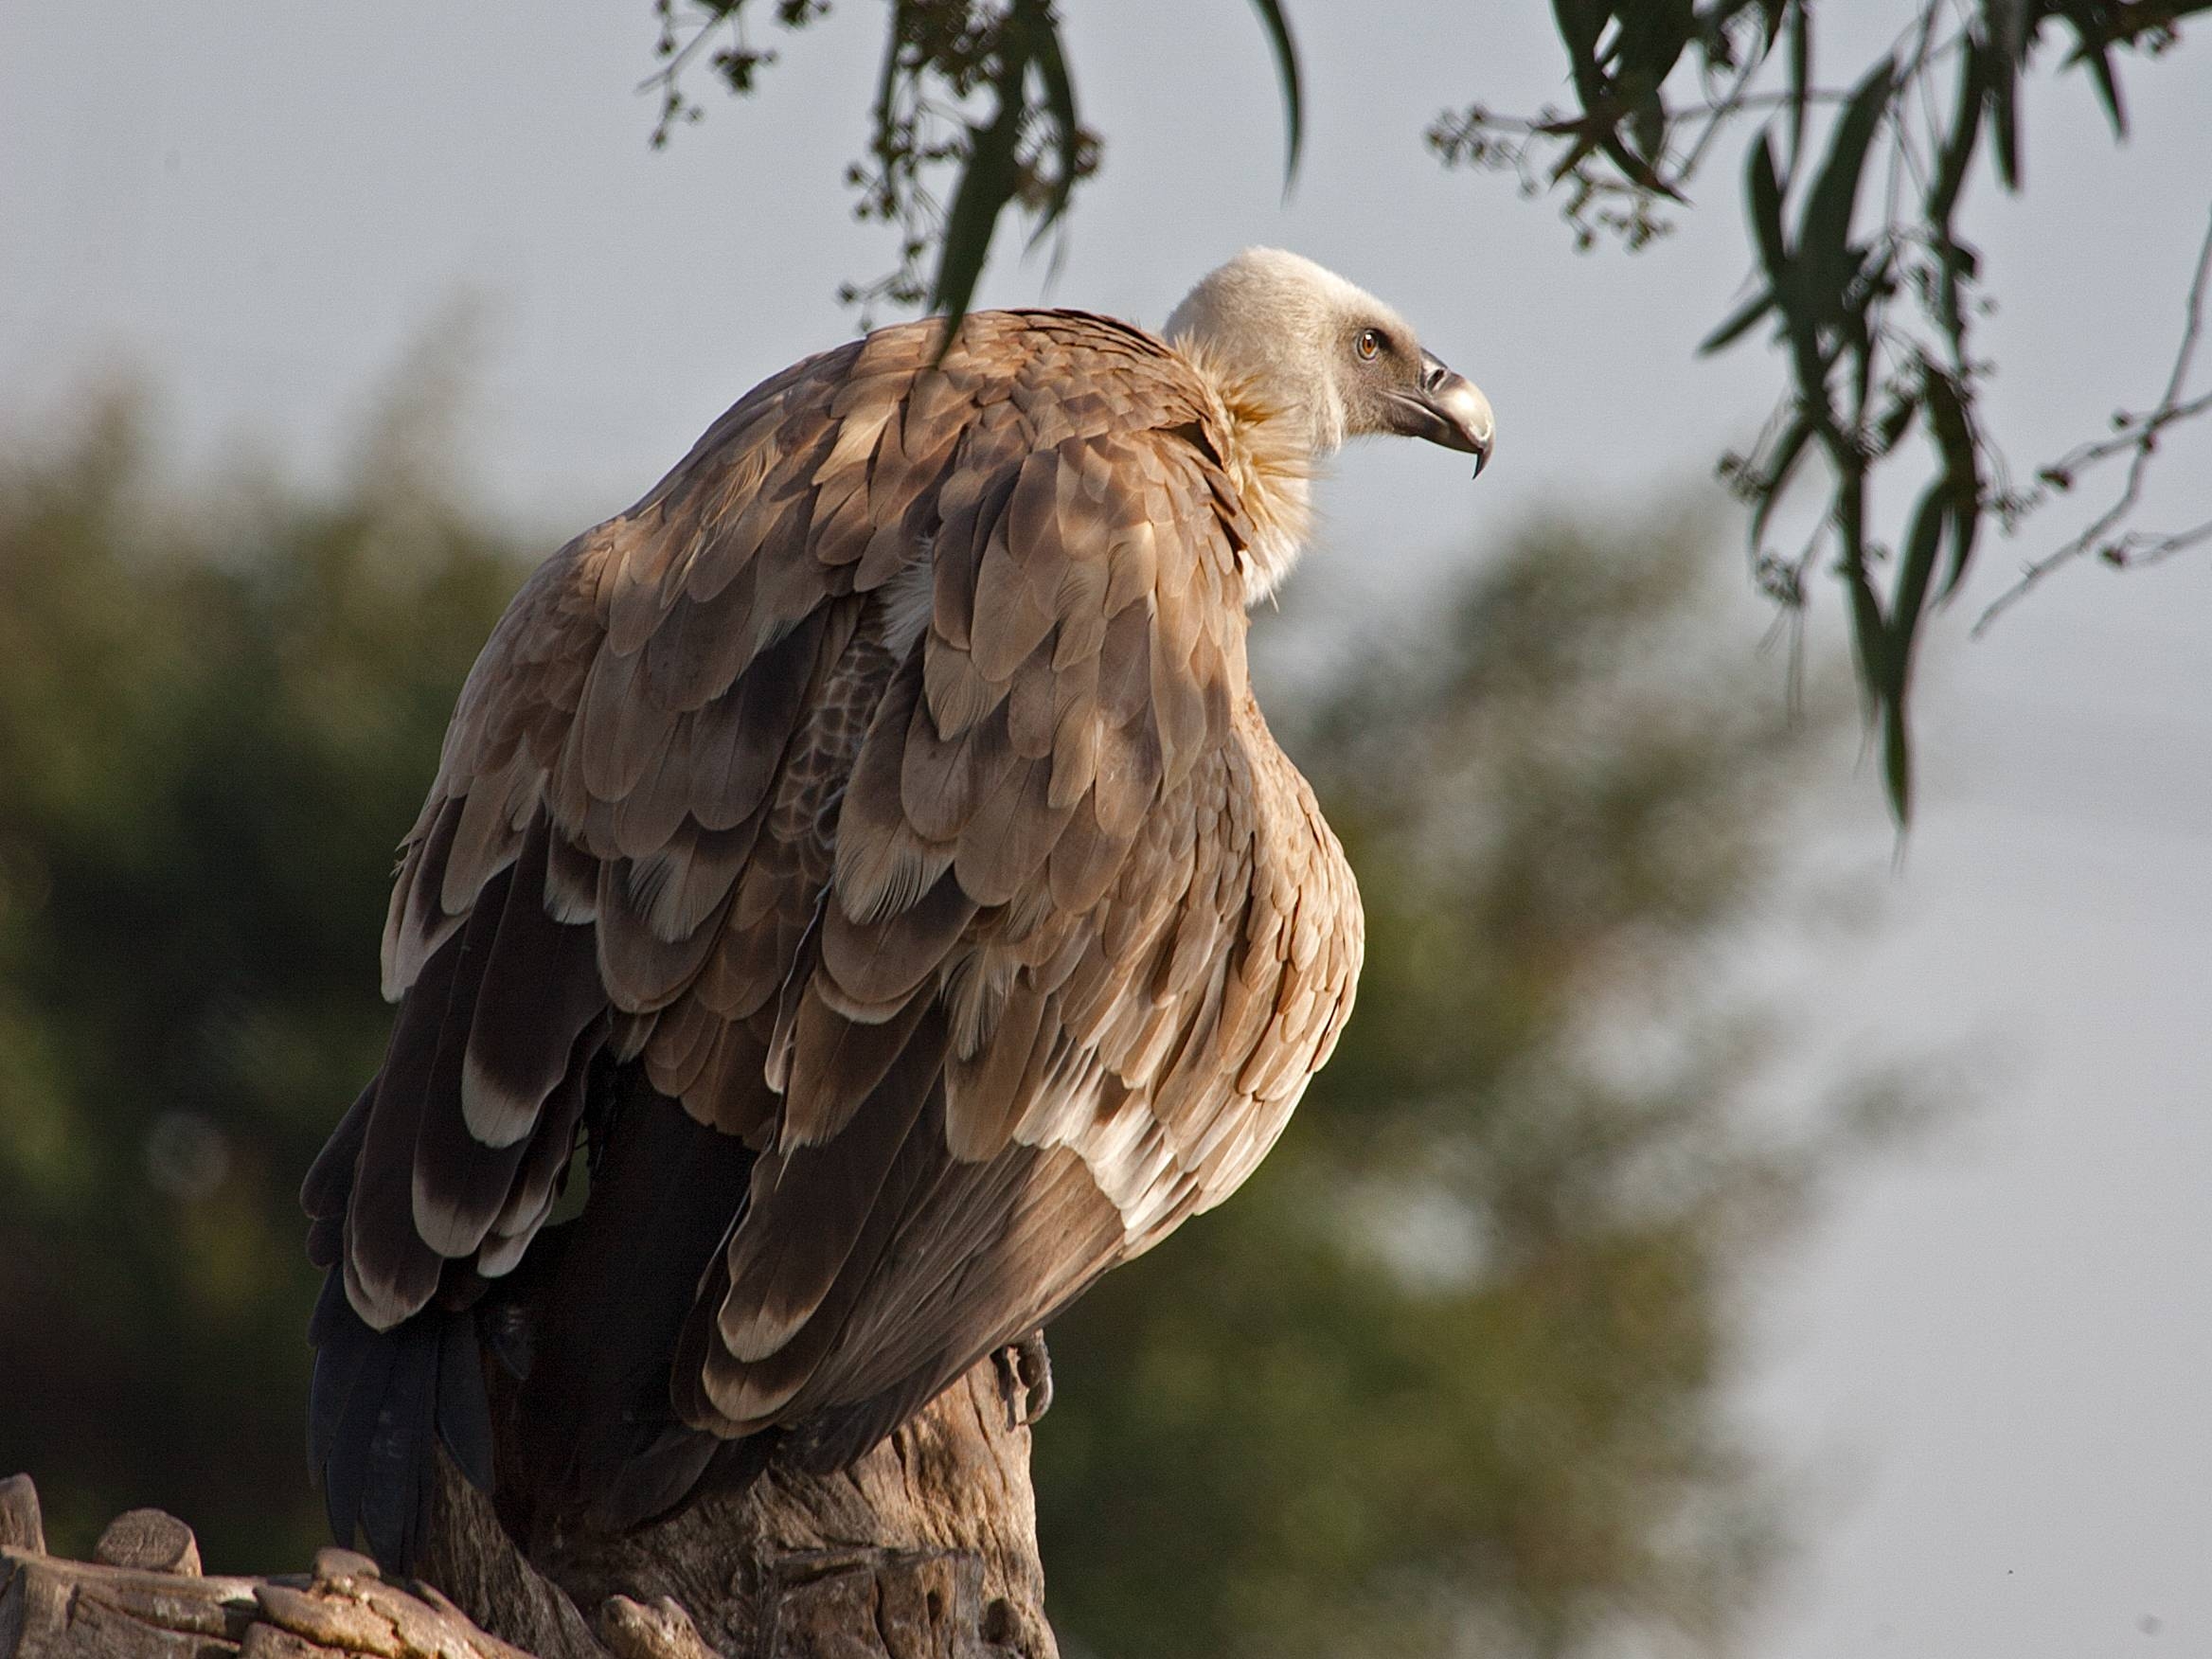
4;5;2208;1655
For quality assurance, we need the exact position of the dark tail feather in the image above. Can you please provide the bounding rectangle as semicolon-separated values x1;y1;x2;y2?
308;1272;493;1574
514;1073;756;1540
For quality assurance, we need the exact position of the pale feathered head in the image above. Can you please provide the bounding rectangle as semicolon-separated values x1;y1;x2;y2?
1164;247;1494;473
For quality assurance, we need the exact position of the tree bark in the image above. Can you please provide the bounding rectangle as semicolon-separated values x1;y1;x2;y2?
1;1357;1057;1659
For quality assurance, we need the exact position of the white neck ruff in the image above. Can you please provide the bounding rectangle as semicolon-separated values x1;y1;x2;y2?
1171;338;1321;605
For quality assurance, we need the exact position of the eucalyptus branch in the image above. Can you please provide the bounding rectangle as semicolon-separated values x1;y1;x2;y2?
1434;0;2209;819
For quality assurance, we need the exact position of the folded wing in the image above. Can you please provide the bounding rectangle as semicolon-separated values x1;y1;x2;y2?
307;308;1363;1525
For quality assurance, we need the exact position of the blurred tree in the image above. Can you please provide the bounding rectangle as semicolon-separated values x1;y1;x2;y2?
646;0;2212;820
0;383;1900;1653
0;387;526;1568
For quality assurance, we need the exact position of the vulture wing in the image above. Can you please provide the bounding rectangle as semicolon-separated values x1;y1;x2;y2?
303;309;1362;1554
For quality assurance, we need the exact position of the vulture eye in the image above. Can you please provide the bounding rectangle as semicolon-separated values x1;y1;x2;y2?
1356;329;1383;362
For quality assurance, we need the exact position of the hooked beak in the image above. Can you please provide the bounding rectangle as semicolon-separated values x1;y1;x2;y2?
1392;350;1496;476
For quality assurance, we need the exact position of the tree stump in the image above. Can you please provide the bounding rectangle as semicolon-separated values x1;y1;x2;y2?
0;1355;1057;1659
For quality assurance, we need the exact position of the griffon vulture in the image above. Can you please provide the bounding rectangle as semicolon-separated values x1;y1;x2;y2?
301;247;1495;1568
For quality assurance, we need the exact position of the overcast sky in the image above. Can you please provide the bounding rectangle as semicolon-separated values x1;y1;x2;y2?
4;4;2208;1654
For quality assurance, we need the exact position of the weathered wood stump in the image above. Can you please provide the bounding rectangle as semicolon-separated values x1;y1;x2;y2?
0;1356;1055;1658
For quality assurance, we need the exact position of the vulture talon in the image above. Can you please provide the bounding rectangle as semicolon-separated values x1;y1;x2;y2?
996;1331;1053;1428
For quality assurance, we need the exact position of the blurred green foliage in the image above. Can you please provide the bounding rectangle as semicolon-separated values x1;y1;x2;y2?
0;382;1882;1653
0;389;522;1568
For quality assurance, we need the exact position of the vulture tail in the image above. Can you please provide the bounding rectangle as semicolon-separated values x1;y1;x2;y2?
509;1069;760;1543
306;1272;493;1575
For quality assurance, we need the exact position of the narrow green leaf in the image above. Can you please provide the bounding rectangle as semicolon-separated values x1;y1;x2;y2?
1887;482;1947;701
867;13;900;134
1599;131;1689;202
1882;691;1912;823
1926;34;1984;238
1027;15;1081;243
1615;1;1696;106
1785;0;1811;170
1630;87;1667;167
1549;0;1610;61
1927;37;1983;348
2056;1;2129;136
927;53;1028;354
1246;0;1305;186
1981;9;2022;190
1700;288;1775;355
1845;528;1913;822
1798;56;1894;307
1843;550;1890;713
1745;132;1790;291
1921;363;1984;601
2082;42;2127;136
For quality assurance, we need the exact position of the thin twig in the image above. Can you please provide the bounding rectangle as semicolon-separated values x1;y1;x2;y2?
1975;203;2212;633
2106;516;2212;568
2039;386;2212;480
1672;49;1767;185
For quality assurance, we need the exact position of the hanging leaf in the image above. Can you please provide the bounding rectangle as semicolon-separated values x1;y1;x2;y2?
1630;88;1668;167
1027;16;1082;241
1599;133;1691;202
1700;287;1776;354
2055;2;2129;137
1887;480;1948;702
1980;6;2023;191
2080;42;2126;136
1843;550;1890;714
1785;0;1812;170
928;42;1029;348
1926;34;1987;344
1926;36;1984;237
1247;0;1305;185
1921;363;1984;601
1840;547;1909;821
1549;0;1612;65
1797;56;1894;314
1616;0;1697;160
1745;132;1791;294
1882;692;1912;823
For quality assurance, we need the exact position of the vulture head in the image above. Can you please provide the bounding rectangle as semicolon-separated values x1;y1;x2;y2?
1164;247;1494;473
